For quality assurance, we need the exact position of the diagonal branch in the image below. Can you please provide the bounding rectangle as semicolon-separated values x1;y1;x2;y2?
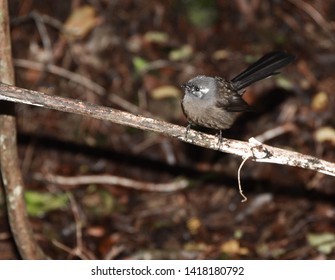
0;82;334;177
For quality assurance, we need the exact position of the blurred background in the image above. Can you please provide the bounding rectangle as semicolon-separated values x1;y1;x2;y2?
0;0;334;259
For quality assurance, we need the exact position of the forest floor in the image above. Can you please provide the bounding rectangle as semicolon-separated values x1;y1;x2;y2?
1;0;335;259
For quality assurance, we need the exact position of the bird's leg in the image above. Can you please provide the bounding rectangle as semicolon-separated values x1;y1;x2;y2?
216;129;223;149
185;122;192;140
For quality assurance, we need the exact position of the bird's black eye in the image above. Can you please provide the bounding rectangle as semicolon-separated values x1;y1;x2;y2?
194;86;200;91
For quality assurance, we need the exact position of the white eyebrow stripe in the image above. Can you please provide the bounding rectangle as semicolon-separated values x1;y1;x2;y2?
200;87;209;94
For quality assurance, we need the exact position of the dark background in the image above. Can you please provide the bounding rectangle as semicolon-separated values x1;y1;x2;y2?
0;0;334;259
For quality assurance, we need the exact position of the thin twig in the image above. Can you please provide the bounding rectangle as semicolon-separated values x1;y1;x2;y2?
67;193;96;260
287;0;335;42
34;173;189;192
255;123;296;142
50;193;96;260
14;59;144;115
0;82;334;177
30;11;54;63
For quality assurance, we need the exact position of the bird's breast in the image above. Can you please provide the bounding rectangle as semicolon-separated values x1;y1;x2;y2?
182;93;237;130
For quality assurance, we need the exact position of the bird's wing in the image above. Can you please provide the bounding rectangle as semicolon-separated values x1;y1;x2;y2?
215;77;251;112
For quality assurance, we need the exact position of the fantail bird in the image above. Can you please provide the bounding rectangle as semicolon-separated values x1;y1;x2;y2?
181;51;295;137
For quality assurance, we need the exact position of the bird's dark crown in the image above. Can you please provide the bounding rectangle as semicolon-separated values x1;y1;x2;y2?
182;75;216;98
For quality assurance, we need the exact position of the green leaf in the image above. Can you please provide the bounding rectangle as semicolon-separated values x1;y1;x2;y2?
276;76;294;90
184;0;218;28
25;191;69;217
169;45;193;61
307;233;335;255
144;31;169;44
133;56;150;74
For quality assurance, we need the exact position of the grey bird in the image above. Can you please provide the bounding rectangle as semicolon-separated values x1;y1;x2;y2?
181;51;295;138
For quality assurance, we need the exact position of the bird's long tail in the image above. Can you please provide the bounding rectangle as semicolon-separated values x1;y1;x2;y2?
231;51;295;92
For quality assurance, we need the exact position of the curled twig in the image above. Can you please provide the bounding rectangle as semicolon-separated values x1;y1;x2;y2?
237;156;249;202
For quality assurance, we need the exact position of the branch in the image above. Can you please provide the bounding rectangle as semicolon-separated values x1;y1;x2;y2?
0;0;48;259
0;82;334;177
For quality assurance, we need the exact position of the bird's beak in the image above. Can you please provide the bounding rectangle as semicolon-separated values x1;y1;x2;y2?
181;84;191;92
